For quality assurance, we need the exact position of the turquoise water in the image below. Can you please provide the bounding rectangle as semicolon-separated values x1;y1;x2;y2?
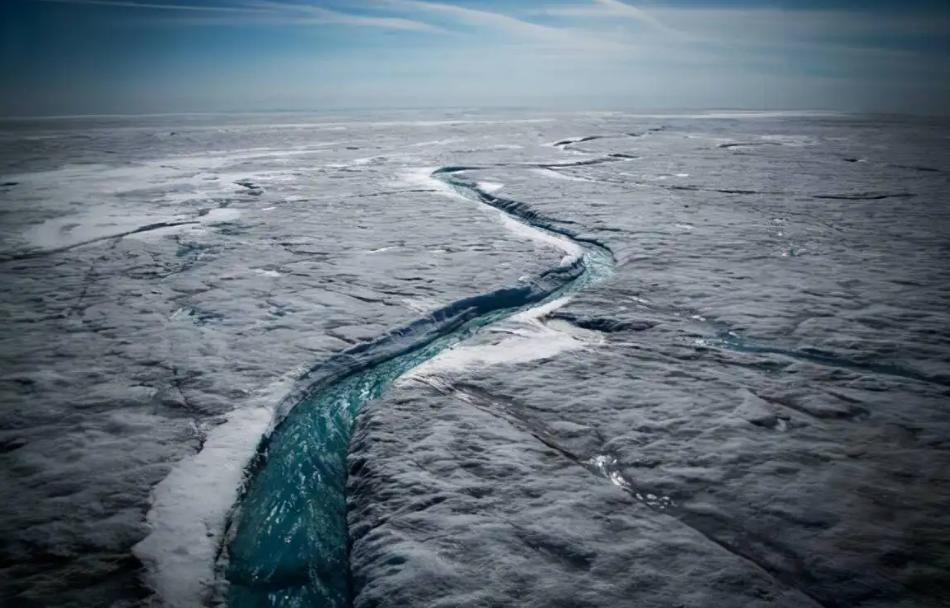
224;170;614;607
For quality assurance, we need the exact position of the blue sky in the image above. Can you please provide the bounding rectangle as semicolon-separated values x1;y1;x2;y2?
1;0;948;115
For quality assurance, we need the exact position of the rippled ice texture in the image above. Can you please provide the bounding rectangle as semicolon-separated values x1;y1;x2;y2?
2;111;949;607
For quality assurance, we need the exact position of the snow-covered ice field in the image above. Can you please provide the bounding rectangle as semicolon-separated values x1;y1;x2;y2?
1;110;948;607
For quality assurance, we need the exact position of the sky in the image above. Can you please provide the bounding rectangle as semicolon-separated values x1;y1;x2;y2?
1;0;949;116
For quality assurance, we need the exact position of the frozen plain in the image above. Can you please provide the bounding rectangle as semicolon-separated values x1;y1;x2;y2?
0;111;948;607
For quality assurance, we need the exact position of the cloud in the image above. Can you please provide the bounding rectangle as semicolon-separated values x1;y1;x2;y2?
34;0;443;32
248;1;445;32
538;2;944;66
535;1;687;41
381;0;565;39
378;0;632;52
593;0;686;39
648;6;950;43
31;0;945;71
34;0;263;12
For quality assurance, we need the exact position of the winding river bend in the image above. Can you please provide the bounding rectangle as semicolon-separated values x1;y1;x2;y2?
221;164;615;607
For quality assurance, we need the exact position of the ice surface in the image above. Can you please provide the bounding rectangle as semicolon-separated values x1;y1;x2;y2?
219;161;602;607
1;111;949;607
348;113;950;608
0;112;562;605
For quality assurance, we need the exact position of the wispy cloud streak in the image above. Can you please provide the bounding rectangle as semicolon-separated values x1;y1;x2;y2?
249;1;444;32
35;0;443;31
35;0;262;12
379;0;632;52
594;0;686;39
382;0;562;39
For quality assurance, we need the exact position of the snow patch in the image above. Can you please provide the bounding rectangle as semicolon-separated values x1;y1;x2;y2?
403;296;594;380
201;208;242;223
398;167;466;201
133;376;297;608
531;168;591;182
477;181;504;193
23;210;177;249
497;212;582;266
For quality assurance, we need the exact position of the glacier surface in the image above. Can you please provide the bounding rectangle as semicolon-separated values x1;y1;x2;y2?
1;111;948;607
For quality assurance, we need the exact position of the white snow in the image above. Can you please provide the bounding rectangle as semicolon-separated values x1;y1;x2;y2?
398;167;467;201
201;208;242;224
477;181;504;193
496;212;582;266
23;209;173;249
132;375;297;608
254;269;282;278
531;168;592;182
405;167;581;265
403;297;597;380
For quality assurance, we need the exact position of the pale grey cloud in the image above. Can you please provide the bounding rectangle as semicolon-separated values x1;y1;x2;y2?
34;0;264;12
378;0;636;53
382;0;570;39
35;0;443;32
248;1;445;32
593;0;686;39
